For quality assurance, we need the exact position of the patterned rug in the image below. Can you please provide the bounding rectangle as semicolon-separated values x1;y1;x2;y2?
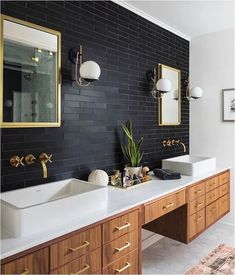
185;244;235;275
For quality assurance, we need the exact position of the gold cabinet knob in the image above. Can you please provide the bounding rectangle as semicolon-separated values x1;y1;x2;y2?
10;156;24;167
25;154;36;165
39;153;52;163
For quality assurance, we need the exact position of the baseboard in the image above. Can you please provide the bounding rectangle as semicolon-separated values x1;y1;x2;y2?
142;234;163;251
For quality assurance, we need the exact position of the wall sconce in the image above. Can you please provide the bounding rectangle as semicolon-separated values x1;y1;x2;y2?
146;67;172;99
69;45;101;86
184;77;203;101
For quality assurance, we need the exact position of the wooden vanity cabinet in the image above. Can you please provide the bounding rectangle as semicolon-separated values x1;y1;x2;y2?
1;248;49;274
1;170;230;275
188;171;230;241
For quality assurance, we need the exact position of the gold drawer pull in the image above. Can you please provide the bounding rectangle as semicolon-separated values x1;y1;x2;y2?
71;264;90;275
115;222;131;231
163;202;174;209
115;262;131;273
195;202;203;208
69;241;90;252
115;242;131;252
210;207;216;211
195;216;202;222
20;268;29;275
194;189;202;194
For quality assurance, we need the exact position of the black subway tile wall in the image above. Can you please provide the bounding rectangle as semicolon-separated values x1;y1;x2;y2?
1;1;189;192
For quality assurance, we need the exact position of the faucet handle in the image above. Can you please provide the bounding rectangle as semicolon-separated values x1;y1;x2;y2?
10;156;25;167
39;153;52;163
25;154;36;165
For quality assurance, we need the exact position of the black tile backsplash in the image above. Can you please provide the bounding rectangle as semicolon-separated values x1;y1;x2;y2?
1;0;189;192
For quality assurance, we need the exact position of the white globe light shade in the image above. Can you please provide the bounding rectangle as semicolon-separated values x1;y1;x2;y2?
88;169;109;186
79;61;101;82
190;86;203;99
156;78;172;93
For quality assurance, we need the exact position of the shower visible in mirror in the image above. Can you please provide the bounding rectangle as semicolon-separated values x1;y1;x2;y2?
0;14;61;127
158;64;181;126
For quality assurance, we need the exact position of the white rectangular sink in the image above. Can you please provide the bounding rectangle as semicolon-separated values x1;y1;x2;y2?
1;179;107;237
162;155;216;176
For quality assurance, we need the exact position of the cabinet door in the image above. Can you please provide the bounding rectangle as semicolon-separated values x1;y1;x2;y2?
50;225;101;270
103;249;138;274
50;248;101;274
1;248;49;274
145;189;185;223
218;194;230;217
206;201;219;227
189;208;205;239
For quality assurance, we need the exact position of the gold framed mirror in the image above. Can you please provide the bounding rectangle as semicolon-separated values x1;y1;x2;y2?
0;14;61;128
158;64;181;126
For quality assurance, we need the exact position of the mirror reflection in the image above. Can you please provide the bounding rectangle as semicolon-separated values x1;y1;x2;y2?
158;64;181;125
1;15;61;127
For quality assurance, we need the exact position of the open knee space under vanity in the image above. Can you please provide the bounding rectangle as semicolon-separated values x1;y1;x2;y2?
1;169;230;274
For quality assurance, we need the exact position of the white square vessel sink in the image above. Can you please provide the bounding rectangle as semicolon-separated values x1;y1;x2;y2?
162;155;216;176
1;179;107;238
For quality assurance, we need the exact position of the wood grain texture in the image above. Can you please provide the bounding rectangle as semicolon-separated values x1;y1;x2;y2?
143;204;188;244
1;248;49;275
189;208;205;239
219;182;229;197
102;249;138;274
50;225;101;270
218;194;230;218
188;181;206;201
50;248;101;274
219;171;230;186
189;195;205;215
145;189;186;224
206;200;219;227
102;229;138;267
206;188;219;205
206;176;219;193
102;210;139;244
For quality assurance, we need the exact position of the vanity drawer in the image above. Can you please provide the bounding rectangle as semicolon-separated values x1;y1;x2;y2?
102;210;139;244
188;181;205;201
206;188;219;206
189;208;205;239
50;248;101;274
219;171;230;186
103;229;138;267
218;194;230;217
206;177;219;192
189;195;205;215
145;189;186;224
206;200;219;227
103;249;138;274
1;248;49;274
219;182;229;197
50;225;101;270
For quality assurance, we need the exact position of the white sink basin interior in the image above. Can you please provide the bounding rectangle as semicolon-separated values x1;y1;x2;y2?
162;155;216;176
1;179;107;238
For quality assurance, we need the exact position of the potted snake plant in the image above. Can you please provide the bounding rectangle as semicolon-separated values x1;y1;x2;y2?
121;120;144;177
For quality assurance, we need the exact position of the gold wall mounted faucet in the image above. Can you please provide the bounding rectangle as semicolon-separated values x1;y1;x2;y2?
175;140;187;153
10;155;24;167
163;139;187;153
39;153;52;179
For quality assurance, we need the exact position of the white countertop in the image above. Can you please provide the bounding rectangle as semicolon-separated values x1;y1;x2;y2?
1;165;229;260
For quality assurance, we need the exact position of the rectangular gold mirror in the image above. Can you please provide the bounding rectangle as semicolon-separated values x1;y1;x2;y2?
0;14;61;128
158;64;181;126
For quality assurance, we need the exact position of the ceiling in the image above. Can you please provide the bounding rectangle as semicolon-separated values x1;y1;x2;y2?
114;0;235;40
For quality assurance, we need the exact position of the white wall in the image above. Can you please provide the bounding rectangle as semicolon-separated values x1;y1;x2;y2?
190;29;235;225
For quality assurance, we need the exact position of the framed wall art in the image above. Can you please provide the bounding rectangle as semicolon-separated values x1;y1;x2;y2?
222;88;235;121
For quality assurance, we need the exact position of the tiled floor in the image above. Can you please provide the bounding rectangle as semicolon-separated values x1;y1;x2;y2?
142;222;235;274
